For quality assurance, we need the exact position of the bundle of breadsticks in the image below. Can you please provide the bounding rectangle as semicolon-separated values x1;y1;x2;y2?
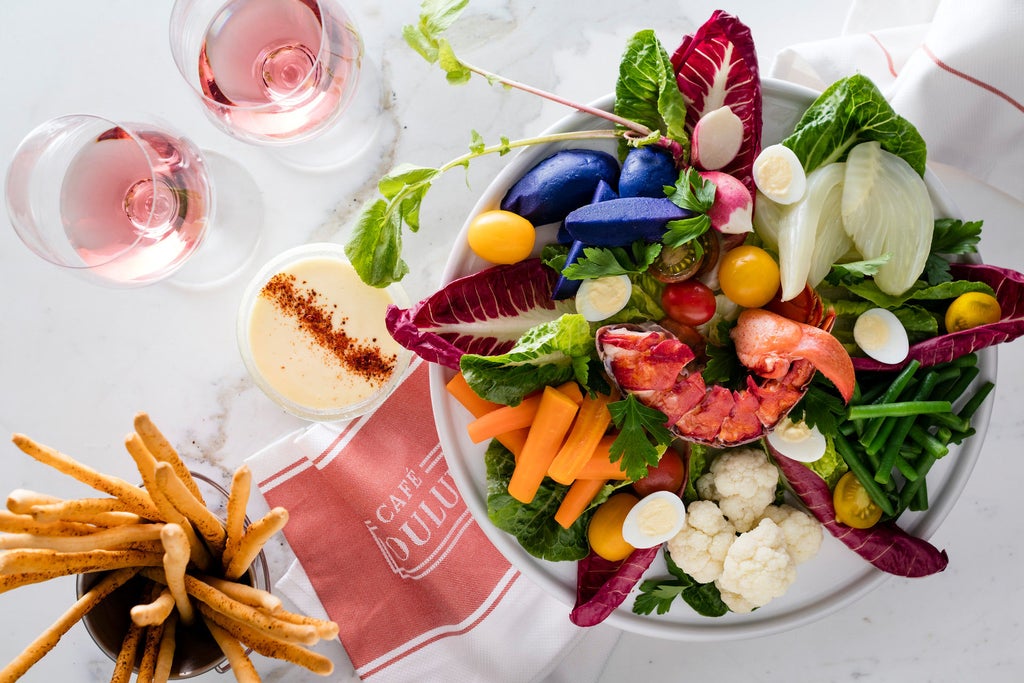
0;412;338;683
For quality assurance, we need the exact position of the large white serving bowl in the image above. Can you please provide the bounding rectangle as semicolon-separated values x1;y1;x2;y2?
428;78;996;640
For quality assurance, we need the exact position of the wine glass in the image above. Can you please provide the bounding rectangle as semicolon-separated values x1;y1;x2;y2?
169;0;384;171
4;115;262;288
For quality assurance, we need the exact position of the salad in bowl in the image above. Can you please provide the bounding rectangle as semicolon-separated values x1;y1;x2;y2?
345;3;1024;637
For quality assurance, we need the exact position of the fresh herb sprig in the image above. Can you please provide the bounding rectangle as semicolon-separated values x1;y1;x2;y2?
662;167;716;249
633;550;728;617
561;241;663;280
345;0;689;287
607;394;674;482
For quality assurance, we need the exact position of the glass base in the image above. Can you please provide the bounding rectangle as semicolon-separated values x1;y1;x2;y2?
171;151;264;289
269;57;388;172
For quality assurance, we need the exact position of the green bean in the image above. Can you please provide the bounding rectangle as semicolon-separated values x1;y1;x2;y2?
858;361;921;445
834;432;896;518
898;454;937;514
874;373;944;485
929;411;970;432
848;400;952;420
894;453;919;482
958;381;995;421
908;424;949;460
935;365;980;404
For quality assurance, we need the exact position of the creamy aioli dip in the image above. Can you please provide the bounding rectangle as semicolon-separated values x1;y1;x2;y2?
239;244;409;420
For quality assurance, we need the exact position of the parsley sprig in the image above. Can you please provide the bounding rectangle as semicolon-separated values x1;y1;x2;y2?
607;395;673;482
662;168;716;250
634;551;728;617
561;241;663;280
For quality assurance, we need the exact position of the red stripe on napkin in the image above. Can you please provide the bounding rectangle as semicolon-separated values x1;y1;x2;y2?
257;362;515;674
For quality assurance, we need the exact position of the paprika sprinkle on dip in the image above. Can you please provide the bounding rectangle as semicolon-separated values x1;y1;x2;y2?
238;244;410;422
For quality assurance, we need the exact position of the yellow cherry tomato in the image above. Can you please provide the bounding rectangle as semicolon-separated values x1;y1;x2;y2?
587;493;639;561
717;245;781;308
833;471;883;529
466;210;536;264
944;292;1001;333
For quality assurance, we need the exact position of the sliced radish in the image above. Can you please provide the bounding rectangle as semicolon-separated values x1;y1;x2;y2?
692;106;744;171
753;144;807;205
700;171;753;234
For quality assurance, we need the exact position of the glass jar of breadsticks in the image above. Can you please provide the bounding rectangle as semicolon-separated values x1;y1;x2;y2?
1;412;338;681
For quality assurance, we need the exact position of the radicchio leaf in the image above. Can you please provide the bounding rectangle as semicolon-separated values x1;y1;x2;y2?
670;10;762;195
385;258;575;369
770;448;948;577
570;546;660;626
852;263;1024;371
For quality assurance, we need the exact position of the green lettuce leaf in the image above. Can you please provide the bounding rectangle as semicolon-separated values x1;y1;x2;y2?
484;440;592;562
613;30;688;155
460;314;593;405
782;74;927;176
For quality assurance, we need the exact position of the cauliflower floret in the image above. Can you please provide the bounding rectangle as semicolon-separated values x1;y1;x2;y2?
666;500;737;584
715;518;796;610
717;586;758;614
759;504;823;564
698;448;778;532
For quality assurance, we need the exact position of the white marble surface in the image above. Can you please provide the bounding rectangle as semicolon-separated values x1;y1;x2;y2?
1;1;1022;681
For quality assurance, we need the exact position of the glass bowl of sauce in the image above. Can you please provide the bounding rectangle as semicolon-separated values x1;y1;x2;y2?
237;242;411;422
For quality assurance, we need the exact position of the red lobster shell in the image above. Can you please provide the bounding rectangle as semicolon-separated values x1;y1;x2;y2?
596;288;853;447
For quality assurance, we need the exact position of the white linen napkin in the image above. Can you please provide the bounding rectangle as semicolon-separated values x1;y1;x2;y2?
771;0;1024;203
244;361;619;683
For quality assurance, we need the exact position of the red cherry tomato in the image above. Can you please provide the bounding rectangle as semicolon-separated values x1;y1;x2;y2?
632;448;685;497
660;280;716;326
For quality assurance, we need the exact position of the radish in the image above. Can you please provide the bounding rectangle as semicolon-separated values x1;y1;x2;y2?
692;106;744;171
700;171;753;234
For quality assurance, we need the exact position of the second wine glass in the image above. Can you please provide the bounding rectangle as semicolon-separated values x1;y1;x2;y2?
5;115;261;288
169;0;383;170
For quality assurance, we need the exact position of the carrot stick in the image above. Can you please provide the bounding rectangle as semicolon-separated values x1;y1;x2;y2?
547;392;615;484
507;386;580;504
446;373;501;417
447;373;528;458
554;477;607;529
555;381;584;406
466;395;543;443
574;435;629;480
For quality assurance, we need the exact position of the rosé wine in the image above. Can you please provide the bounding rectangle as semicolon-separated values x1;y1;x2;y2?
196;0;361;141
58;126;210;284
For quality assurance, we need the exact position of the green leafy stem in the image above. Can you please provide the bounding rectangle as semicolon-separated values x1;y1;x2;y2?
344;0;690;288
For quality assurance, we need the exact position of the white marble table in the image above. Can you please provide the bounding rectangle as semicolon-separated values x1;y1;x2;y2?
2;1;1022;681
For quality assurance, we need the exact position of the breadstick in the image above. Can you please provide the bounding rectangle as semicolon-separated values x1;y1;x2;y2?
30;498;139;525
0;570;65;594
135;616;166;683
0;510;96;536
183;574;318;645
123;439;210;571
198;604;334;676
196;573;281;613
131;587;176;627
0;567;139;681
0;523;164;552
0;548;163;576
221;465;251;573
153;610;177;683
160;524;194;625
110;614;146;683
153;463;225;555
11;434;160;520
6;489;61;514
133;412;205;506
224;507;288;580
203;615;261;683
270;610;340;641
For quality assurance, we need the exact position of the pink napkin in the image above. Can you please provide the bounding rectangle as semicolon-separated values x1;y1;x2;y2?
771;0;1024;203
244;361;619;682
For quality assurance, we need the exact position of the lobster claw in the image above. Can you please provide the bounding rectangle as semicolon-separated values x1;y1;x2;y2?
731;309;855;402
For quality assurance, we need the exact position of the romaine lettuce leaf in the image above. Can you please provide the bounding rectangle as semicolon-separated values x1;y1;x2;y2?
781;74;927;176
460;313;594;405
614;30;689;156
484;440;591;562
